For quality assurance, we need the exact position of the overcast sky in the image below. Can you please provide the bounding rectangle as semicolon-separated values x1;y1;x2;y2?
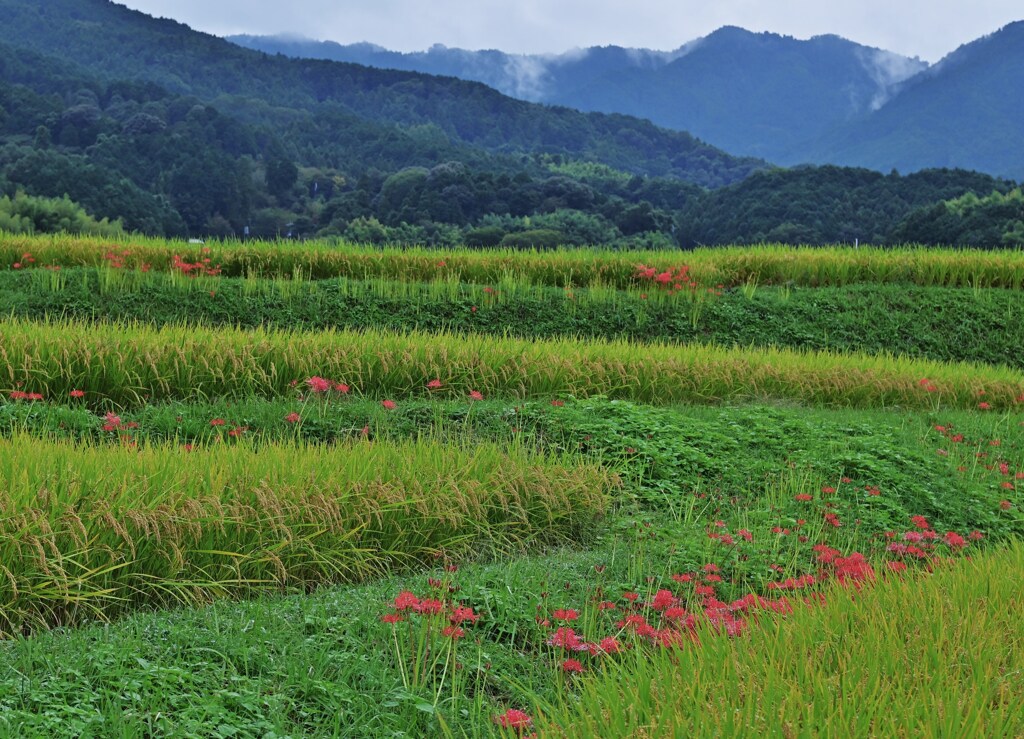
118;0;1021;62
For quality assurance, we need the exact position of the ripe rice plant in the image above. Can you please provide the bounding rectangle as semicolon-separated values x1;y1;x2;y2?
0;434;612;635
537;540;1024;737
5;233;1024;289
1;317;1022;409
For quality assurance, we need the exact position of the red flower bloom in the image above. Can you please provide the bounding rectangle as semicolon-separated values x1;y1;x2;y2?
306;376;332;394
426;379;443;390
494;709;532;729
468;390;484;401
548;627;584;651
561;658;585;674
622;592;640;602
978;402;991;410
442;625;465;640
380;613;404;624
335;383;350;394
210;418;226;427
886;561;908;573
284;412;301;424
449;606;479;625
394;591;420;611
69;389;85;398
911;515;930;530
552;608;579;622
550;399;565;407
944;531;968;548
382;400;397;410
1000;500;1013;511
650;590;677;611
795;493;813;502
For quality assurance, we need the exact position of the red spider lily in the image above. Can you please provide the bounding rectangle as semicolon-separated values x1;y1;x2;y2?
671;573;694;583
494;709;532;729
596;601;617;611
228;426;248;438
1000;500;1013;511
209;418;226;427
821;486;836;495
703;563;720;573
969;531;985;540
598;636;621;654
69;389;85;398
978;402;991;410
737;529;753;542
622;592;639;602
944;532;968;548
552;608;579;622
548;627;585;651
441;625;465;640
380;613;404;624
865;485;882;496
650;590;677;611
824;512;842;528
886;561;908;573
394;591;420;611
335;383;350;394
550;399;565;407
911;515;930;530
382;400;397;410
449;606;479;625
426;379;443;390
468;390;484;401
284;412;301;424
561;659;585;674
794;493;813;502
663;606;689;622
414;599;444;615
306;376;332;394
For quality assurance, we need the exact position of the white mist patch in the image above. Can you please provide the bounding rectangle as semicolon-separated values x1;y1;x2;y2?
857;48;929;110
500;54;557;100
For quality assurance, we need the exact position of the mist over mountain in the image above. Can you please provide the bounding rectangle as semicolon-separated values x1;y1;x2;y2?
230;28;928;162
233;23;1024;179
802;21;1024;179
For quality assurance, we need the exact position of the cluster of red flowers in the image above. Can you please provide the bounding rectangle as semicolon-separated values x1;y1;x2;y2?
932;423;1021;501
634;264;698;294
171;253;221;277
7;390;44;401
10;252;36;269
380;589;479;641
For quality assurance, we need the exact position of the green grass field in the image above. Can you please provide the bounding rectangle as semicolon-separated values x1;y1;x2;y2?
1;234;1022;737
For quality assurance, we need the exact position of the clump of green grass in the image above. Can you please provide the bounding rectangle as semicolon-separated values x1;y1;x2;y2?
2;317;1023;409
538;540;1024;738
0;434;613;635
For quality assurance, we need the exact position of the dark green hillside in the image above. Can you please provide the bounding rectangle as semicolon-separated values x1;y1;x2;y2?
0;0;762;187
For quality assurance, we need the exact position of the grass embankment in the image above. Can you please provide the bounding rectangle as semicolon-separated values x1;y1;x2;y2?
4;268;1024;367
5;233;1024;288
2;318;1023;409
542;541;1024;738
0;434;612;635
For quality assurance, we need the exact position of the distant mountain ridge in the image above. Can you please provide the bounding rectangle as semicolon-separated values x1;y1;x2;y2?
230;28;928;162
232;23;1024;179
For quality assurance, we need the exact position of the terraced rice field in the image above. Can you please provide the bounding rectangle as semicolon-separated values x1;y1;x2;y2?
0;235;1021;737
